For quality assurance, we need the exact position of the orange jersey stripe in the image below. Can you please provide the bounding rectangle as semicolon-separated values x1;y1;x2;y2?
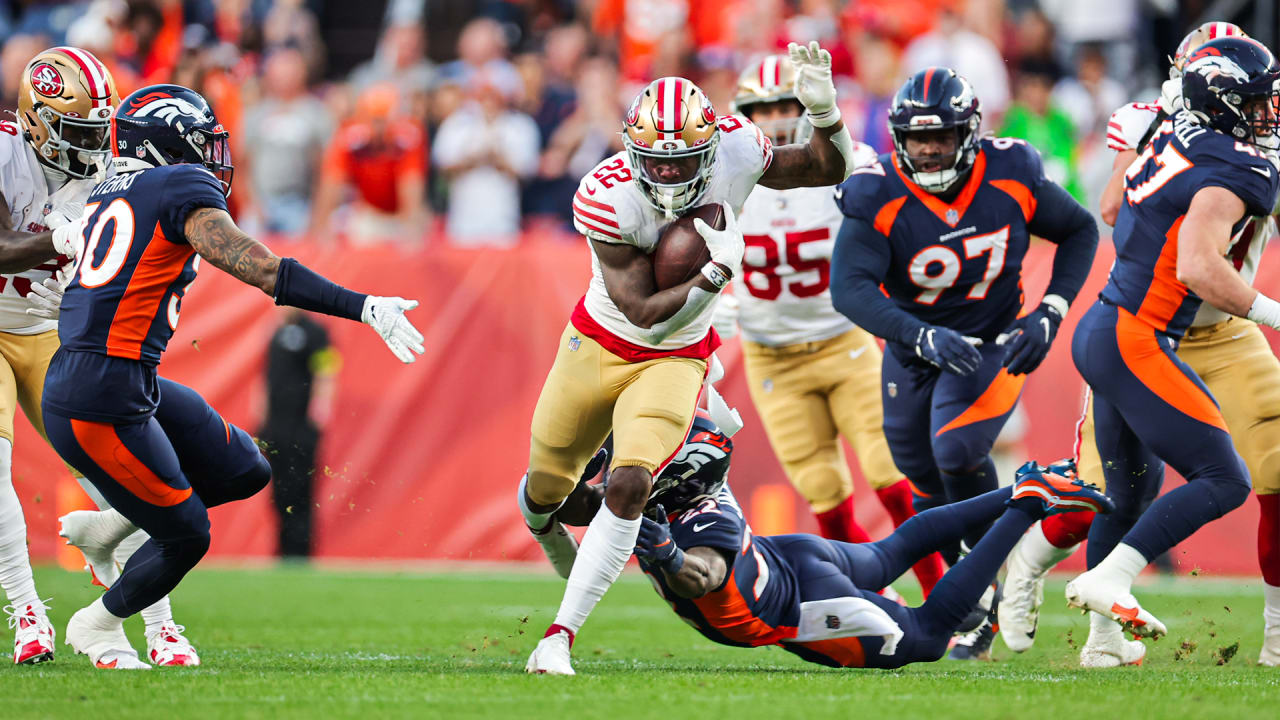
1134;215;1189;331
892;150;987;227
935;369;1027;436
691;568;796;646
873;196;908;236
1114;307;1227;431
69;419;191;507
105;222;195;360
988;179;1037;223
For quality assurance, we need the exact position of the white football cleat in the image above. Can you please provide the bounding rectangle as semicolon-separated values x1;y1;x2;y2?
1080;634;1146;668
528;520;578;580
65;607;150;670
1065;570;1166;639
1000;529;1076;652
147;623;200;667
525;626;575;675
59;510;122;588
6;601;54;664
1260;623;1280;666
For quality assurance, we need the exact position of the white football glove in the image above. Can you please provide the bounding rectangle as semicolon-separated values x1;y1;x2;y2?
692;202;745;275
1158;77;1182;115
788;41;839;126
361;296;425;363
711;292;739;340
25;265;72;320
50;215;88;259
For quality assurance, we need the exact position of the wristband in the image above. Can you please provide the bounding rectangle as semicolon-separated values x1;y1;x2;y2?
661;546;685;574
1247;293;1280;330
701;261;731;290
1041;294;1069;321
274;257;367;321
807;106;842;129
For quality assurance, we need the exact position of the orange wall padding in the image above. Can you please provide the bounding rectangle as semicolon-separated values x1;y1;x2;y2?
13;238;1276;575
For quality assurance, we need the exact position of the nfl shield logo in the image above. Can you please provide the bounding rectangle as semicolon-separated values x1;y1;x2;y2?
945;208;960;226
887;381;898;398
568;336;581;352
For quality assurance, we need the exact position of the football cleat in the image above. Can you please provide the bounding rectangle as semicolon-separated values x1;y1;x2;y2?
1009;461;1115;517
1260;623;1280;666
65;606;150;670
6;600;54;664
949;583;1000;661
1065;570;1167;639
1080;631;1146;668
525;625;575;675
1000;528;1076;653
146;623;200;667
528;519;578;580
59;510;123;588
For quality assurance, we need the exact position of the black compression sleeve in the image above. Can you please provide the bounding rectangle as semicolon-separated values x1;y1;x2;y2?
273;257;367;321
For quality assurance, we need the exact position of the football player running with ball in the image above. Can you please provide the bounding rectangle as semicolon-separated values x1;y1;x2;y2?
0;83;423;670
1000;23;1280;668
713;54;945;595
829;68;1100;659
519;42;871;675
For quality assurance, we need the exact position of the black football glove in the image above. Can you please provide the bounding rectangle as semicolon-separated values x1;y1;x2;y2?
998;303;1064;376
914;325;983;376
634;504;684;573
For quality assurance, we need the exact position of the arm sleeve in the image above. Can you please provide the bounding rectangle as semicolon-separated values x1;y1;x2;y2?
166;166;229;243
669;506;744;556
830;215;928;345
1027;179;1100;304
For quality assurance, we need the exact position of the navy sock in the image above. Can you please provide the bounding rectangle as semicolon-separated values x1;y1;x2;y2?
940;456;1000;551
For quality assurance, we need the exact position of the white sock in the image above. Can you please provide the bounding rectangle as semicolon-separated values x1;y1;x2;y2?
0;439;38;608
1021;522;1079;574
552;504;640;633
518;473;560;532
1087;610;1122;645
85;596;126;627
1264;583;1280;629
1092;543;1148;589
114;530;174;634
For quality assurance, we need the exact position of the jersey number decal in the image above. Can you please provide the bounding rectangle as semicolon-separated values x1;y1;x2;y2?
592;156;632;189
908;226;1010;305
742;229;831;300
0;121;18;136
1125;142;1191;205
76;199;136;288
167;256;200;330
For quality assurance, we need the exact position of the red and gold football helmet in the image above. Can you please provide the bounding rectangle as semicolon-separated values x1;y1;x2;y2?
1170;21;1247;79
16;46;118;178
731;55;810;146
622;77;719;216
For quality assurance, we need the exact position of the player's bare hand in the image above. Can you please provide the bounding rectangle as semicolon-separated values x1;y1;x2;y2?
788;41;837;121
361;296;425;363
692;202;744;275
25;266;71;320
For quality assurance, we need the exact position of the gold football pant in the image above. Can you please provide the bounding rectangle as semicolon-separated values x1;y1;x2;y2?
1078;318;1280;495
743;327;901;514
0;329;61;444
526;324;707;506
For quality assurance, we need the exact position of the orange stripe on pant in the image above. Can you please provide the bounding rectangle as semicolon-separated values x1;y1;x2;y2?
69;419;192;507
1114;307;1228;432
934;370;1027;437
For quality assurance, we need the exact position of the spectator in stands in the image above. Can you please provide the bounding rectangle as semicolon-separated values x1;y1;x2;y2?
902;8;1011;126
433;72;540;246
241;48;334;235
349;18;434;102
998;59;1084;202
436;17;520;95
836;26;902;154
311;84;429;246
0;34;48;113
262;0;327;80
591;0;691;82
64;2;141;96
1053;42;1127;140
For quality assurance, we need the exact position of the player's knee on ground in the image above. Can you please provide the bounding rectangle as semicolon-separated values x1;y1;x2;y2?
787;456;852;513
930;432;987;477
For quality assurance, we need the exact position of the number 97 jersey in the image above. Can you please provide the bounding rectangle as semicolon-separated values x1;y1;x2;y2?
57;163;227;364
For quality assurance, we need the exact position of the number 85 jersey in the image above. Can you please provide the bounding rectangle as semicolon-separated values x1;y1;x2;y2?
57;163;226;364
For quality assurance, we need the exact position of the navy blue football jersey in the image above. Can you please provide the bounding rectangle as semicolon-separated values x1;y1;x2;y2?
1103;111;1280;337
641;483;801;648
44;163;226;422
835;137;1053;341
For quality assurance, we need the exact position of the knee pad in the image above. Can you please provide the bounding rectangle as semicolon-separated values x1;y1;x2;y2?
931;433;985;476
788;459;852;513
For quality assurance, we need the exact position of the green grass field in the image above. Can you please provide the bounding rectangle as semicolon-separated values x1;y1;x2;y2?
1;565;1277;719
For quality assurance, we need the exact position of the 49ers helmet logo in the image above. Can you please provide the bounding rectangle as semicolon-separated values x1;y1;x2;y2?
29;63;63;98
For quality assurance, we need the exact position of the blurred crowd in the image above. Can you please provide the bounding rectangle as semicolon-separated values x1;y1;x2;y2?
0;0;1264;247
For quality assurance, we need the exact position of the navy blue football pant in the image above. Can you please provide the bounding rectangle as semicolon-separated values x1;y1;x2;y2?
775;486;1040;668
881;343;1026;561
44;378;271;618
1072;301;1250;567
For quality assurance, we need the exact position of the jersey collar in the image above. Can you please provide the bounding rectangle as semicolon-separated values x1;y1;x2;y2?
891;150;987;228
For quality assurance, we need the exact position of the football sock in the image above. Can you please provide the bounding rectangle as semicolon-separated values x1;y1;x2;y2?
1258;494;1280;586
552;504;639;633
1090;542;1148;589
814;495;873;544
85;595;127;625
1086;610;1122;645
518;474;561;532
116;530;175;633
1263;583;1280;629
0;439;38;608
868;486;1011;589
1017;521;1079;575
1041;511;1094;548
940;457;1000;551
1116;474;1249;563
875;480;945;596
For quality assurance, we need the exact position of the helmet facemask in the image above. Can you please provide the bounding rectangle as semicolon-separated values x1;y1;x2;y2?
892;114;981;194
625;134;719;218
27;104;112;179
737;99;811;147
192;125;234;196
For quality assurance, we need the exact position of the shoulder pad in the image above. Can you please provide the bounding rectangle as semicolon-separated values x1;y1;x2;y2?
716;114;772;178
834;153;895;220
0;130;21;169
1107;102;1160;152
981;137;1046;183
573;154;643;244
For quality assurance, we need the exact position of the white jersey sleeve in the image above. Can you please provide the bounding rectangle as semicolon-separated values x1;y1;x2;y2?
1106;102;1161;152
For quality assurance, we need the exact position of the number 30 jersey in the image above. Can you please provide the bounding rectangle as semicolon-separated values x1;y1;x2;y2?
1104;110;1280;338
570;114;772;357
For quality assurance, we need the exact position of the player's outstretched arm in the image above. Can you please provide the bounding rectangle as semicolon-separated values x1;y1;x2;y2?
0;189;71;273
757;41;860;190
184;207;425;363
634;514;728;599
1179;186;1273;321
1099;150;1137;227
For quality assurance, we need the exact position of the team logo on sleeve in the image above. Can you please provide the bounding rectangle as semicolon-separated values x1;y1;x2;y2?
29;63;64;97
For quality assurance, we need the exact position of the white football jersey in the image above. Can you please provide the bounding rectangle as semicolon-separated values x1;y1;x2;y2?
1107;101;1275;327
572;115;773;350
0;128;95;334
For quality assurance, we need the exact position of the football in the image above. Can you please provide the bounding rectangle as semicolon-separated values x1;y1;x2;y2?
652;203;724;290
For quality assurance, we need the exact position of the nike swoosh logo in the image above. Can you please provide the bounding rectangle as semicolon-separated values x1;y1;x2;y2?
834;187;844;201
692;522;716;532
1040;317;1050;341
1250;165;1272;179
849;347;866;360
585;185;597;195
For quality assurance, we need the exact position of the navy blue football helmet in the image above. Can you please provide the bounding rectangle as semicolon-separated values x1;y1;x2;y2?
647;412;732;514
112;84;234;194
888;67;982;193
1181;37;1280;148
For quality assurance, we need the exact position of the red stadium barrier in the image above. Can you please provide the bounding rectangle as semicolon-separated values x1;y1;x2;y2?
14;237;1276;575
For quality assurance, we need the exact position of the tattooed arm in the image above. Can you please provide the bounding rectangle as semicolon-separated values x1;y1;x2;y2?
0;189;62;273
183;206;280;294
